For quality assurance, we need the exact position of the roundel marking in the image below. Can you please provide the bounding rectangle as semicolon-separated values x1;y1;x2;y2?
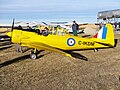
67;38;75;46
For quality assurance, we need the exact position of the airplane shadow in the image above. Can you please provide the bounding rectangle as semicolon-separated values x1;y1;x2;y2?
37;50;51;58
0;34;10;37
0;50;88;68
0;45;12;51
114;39;118;47
67;51;88;61
0;39;11;42
0;54;30;68
22;48;31;53
0;50;46;68
0;42;11;47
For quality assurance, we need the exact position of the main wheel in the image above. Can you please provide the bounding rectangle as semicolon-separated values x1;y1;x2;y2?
30;53;37;59
42;31;49;36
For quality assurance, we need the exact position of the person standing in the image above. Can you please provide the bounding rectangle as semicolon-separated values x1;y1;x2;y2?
72;21;79;36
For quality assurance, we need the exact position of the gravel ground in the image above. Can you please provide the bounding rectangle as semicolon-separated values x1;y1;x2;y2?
0;34;120;90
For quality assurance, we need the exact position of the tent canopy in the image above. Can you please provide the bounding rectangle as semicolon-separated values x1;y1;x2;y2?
98;9;120;19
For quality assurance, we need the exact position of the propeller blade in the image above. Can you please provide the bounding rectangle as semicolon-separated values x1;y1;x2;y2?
8;19;15;41
11;19;15;31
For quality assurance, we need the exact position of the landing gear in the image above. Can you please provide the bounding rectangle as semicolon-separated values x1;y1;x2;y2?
30;53;37;59
30;49;38;59
94;48;98;52
16;44;23;52
42;31;49;36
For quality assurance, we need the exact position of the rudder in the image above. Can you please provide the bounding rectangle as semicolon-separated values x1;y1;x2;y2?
93;24;114;46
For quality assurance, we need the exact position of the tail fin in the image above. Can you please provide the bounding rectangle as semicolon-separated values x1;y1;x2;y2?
93;24;114;46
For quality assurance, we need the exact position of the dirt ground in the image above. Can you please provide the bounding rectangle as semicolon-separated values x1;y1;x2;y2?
0;30;120;90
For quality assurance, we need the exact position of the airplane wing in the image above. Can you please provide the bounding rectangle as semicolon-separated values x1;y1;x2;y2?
28;42;72;57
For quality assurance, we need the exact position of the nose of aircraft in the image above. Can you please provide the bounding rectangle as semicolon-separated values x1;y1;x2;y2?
7;32;12;37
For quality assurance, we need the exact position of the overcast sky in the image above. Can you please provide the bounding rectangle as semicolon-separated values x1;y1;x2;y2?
0;0;120;23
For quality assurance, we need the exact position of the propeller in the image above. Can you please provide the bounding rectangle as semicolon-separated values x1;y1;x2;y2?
11;18;15;31
7;19;15;37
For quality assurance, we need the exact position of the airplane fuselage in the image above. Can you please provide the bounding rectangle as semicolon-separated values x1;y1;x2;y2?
11;29;111;51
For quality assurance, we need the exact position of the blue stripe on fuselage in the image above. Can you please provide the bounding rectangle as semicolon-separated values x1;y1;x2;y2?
102;26;107;39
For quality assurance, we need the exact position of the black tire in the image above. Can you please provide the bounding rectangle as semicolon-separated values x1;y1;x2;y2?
42;31;49;36
30;53;37;59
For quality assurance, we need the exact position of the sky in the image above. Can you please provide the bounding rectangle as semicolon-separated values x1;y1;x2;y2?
0;0;120;24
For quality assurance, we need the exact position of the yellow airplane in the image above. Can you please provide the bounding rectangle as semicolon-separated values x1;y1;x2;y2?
7;19;115;59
